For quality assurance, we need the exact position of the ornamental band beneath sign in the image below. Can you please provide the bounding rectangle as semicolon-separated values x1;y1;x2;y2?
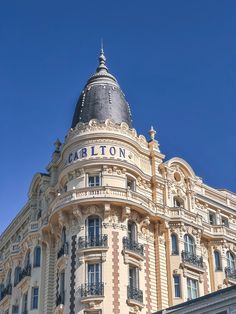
67;145;126;164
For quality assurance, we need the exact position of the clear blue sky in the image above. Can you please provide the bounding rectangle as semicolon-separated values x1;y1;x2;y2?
1;1;236;234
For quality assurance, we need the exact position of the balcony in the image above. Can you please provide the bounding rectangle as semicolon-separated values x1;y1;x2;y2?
127;286;143;308
57;242;69;260
123;237;144;257
225;267;236;281
181;251;204;269
0;284;12;303
78;235;108;250
15;264;31;290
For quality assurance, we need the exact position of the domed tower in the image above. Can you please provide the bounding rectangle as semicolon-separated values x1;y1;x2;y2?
42;49;165;314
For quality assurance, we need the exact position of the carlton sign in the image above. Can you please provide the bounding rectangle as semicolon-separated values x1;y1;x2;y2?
65;145;130;165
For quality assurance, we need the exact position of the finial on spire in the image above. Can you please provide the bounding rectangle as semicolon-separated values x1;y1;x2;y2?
96;39;108;73
148;126;157;141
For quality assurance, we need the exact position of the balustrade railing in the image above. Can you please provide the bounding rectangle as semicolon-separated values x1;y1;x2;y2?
78;235;108;249
127;286;143;303
80;282;104;298
123;237;144;257
181;250;203;268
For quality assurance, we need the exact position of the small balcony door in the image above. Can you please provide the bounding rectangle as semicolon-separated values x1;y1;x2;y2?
88;263;101;285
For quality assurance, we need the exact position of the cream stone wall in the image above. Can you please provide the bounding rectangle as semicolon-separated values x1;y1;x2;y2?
1;120;236;314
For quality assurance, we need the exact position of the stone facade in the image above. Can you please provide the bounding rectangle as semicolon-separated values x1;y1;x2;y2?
1;52;236;314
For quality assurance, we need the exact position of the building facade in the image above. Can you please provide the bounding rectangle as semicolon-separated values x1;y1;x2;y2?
0;49;236;314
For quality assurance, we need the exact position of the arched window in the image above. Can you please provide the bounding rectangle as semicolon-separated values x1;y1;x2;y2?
128;221;137;243
226;251;235;271
34;246;41;267
24;251;30;267
214;250;221;271
61;227;67;246
184;234;195;255
14;266;21;286
171;233;179;255
6;269;11;286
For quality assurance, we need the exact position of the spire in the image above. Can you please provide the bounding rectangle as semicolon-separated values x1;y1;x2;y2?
96;41;108;73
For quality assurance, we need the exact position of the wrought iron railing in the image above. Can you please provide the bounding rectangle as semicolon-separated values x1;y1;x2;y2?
57;242;69;259
19;264;31;283
225;267;236;280
80;282;104;298
0;284;12;301
123;237;144;257
78;235;108;249
127;286;143;303
181;250;203;268
56;292;65;306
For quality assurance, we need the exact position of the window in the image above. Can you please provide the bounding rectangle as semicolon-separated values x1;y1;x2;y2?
209;212;216;225
129;266;139;289
6;269;12;286
61;227;67;246
88;175;100;187
187;278;198;300
128;221;137;243
173;275;181;298
214;250;222;271
31;287;39;309
0;284;4;300
184;234;195;255
14;267;21;286
87;216;101;241
24;251;30;267
127;178;135;191
173;197;184;208
59;271;65;304
12;305;19;314
33;246;41;267
22;292;28;313
221;216;229;228
226;251;235;271
87;263;101;285
171;233;178;255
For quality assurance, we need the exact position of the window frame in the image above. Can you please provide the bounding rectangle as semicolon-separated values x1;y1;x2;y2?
31;286;39;310
173;274;181;298
88;174;101;187
214;250;222;271
87;263;101;285
129;265;139;289
187;277;199;300
33;246;41;268
184;234;195;255
171;233;179;255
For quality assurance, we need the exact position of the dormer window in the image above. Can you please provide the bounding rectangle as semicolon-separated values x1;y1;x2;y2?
88;175;100;187
173;197;184;208
209;212;216;225
221;216;229;228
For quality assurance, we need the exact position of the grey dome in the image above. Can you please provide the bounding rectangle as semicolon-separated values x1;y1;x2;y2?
71;49;132;128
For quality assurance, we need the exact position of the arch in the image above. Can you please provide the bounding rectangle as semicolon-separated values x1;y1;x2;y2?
165;157;196;178
171;233;179;255
27;173;42;198
33;246;41;267
214;250;221;271
184;234;195;254
226;251;235;270
14;266;21;286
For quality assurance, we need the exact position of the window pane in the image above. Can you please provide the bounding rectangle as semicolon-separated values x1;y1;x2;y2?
174;275;180;297
32;287;39;309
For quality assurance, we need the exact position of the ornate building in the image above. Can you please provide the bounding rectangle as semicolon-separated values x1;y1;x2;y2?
0;48;236;314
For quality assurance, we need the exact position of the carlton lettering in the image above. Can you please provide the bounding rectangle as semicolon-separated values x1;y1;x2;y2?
66;146;126;164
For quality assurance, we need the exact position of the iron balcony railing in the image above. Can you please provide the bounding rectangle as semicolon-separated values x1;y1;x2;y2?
123;237;144;257
14;264;31;287
56;292;65;306
78;235;108;249
127;286;143;303
181;250;204;268
225;267;236;280
80;282;104;298
57;242;69;259
0;284;12;301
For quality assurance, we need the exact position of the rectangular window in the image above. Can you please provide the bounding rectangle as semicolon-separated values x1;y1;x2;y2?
221;216;229;227
31;287;39;309
59;272;65;304
12;306;19;314
129;266;139;289
87;263;101;285
209;212;216;225
173;275;181;298
127;178;135;191
187;278;198;300
88;175;100;187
